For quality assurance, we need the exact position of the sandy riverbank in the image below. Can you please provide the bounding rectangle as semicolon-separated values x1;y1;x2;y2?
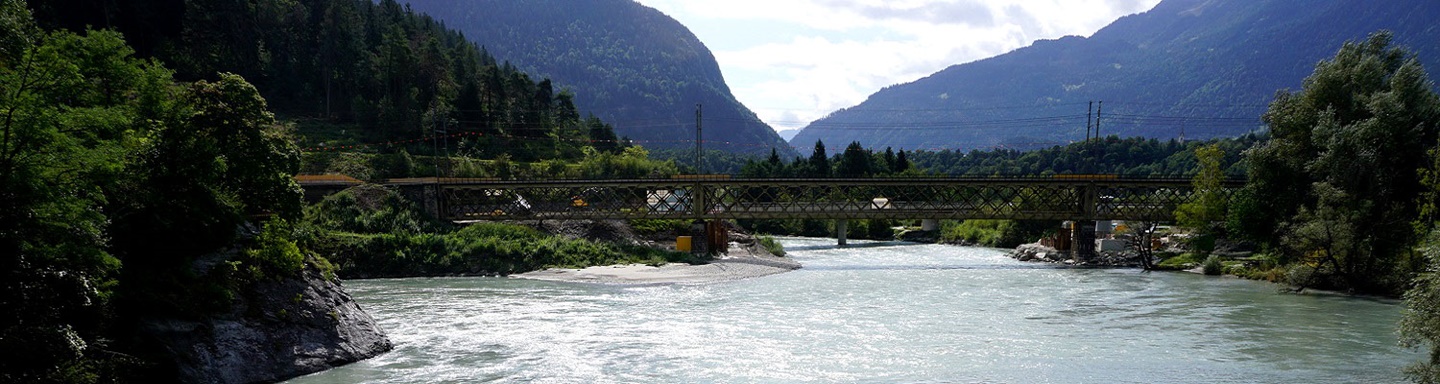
514;245;801;285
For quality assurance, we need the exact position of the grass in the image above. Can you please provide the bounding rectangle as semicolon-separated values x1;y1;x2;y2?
1155;252;1207;270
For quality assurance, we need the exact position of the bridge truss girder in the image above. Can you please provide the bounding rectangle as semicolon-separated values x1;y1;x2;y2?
439;178;1235;222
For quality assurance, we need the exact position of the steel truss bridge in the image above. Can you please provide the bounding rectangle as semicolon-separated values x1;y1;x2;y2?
425;176;1240;223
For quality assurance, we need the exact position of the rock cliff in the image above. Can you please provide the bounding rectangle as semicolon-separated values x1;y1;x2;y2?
141;258;391;383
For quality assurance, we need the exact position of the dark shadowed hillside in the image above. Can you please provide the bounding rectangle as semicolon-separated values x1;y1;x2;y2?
401;0;795;157
792;0;1440;152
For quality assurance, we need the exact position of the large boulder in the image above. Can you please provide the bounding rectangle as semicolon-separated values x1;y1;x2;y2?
143;259;391;383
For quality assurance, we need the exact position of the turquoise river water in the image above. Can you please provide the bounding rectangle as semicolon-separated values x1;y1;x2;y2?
289;237;1420;383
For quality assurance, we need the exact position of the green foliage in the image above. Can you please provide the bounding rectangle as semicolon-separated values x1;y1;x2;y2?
808;140;831;177
863;219;897;240
0;11;317;381
320;223;691;278
1156;252;1206;270
303;185;444;234
575;146;677;179
739;144;925;179
629;219;691;236
941;220;1006;246
37;0;636;165
836;141;874;177
1176;144;1228;232
1242;31;1440;294
303;184;690;277
938;220;1051;248
757;235;786;257
904;135;1256;177
1402;229;1440;383
0;17;151;381
397;0;795;156
243;218;306;279
1201;255;1225;276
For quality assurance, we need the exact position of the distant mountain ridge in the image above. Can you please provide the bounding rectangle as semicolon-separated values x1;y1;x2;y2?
402;0;795;157
792;0;1440;152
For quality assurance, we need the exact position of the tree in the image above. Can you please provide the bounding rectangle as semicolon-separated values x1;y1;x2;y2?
1404;229;1440;383
808;140;830;178
837;141;872;177
0;10;189;379
1404;141;1440;383
1243;31;1440;294
1176;144;1226;235
893;149;911;173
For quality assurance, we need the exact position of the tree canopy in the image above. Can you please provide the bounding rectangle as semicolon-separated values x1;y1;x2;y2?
1238;31;1440;294
1;3;319;380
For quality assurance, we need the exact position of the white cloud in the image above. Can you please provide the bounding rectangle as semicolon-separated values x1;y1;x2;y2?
635;0;1162;132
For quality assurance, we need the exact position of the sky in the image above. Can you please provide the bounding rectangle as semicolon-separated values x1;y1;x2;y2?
632;0;1163;135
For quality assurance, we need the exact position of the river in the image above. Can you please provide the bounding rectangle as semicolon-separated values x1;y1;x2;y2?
289;237;1419;383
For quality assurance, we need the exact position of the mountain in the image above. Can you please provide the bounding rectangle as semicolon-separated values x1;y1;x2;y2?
400;0;795;157
776;129;801;141
792;0;1440;152
33;0;627;162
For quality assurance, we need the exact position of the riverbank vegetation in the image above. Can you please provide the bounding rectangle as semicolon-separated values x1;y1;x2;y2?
3;0;682;380
757;236;786;257
1223;32;1437;296
0;3;342;379
1162;32;1440;380
938;220;1055;248
303;186;699;278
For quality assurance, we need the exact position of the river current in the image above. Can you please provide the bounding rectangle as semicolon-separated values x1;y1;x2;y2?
289;237;1419;383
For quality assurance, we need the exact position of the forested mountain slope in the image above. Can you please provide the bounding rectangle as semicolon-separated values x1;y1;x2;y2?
401;0;796;157
792;0;1440;152
33;0;630;162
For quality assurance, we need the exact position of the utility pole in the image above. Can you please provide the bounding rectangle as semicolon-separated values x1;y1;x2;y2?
1095;101;1103;141
1086;101;1093;142
695;103;703;174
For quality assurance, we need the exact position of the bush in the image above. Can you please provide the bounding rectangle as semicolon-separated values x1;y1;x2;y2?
758;235;785;257
1201;255;1224;275
304;184;445;234
316;222;696;278
938;220;1053;248
940;220;1004;245
244;218;306;278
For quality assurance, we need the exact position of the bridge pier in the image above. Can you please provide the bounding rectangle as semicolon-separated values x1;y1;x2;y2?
1071;220;1096;261
921;219;939;231
836;220;848;246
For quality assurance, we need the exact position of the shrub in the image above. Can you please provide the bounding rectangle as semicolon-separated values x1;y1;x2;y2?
245;218;306;278
1200;255;1225;275
758;235;785;257
1284;264;1316;287
304;184;445;234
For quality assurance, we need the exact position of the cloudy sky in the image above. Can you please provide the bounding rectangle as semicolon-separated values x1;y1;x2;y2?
632;0;1162;134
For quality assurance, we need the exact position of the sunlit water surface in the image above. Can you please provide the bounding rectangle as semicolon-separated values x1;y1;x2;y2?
289;238;1418;383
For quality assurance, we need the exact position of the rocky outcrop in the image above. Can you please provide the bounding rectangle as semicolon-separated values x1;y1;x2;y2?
1010;244;1069;263
1008;243;1150;267
143;259;391;384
